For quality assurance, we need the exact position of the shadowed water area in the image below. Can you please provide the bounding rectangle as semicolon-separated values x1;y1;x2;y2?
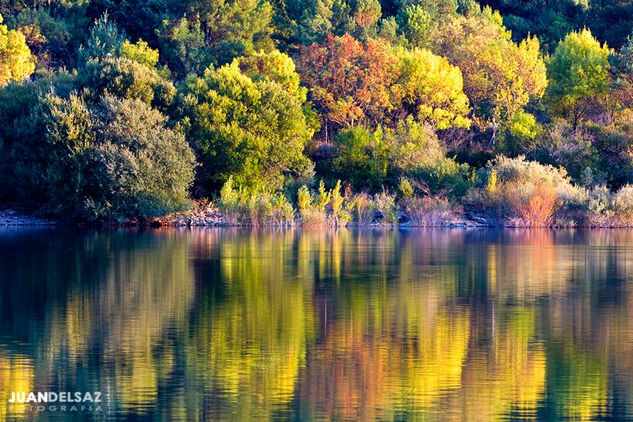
1;228;633;420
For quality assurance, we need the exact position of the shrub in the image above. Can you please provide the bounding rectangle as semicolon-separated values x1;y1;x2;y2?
332;126;389;191
468;155;580;226
11;93;195;221
613;185;633;217
382;117;445;173
403;197;455;226
504;181;561;226
219;177;295;226
408;157;472;198
346;193;375;224
373;190;398;224
297;183;328;226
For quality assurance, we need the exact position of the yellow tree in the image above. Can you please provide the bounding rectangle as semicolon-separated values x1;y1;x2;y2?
432;7;547;128
0;14;35;86
394;47;471;129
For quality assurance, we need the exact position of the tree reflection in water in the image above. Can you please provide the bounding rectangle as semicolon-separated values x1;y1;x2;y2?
1;228;633;420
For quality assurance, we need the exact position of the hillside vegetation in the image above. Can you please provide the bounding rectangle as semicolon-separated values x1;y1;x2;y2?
2;0;633;226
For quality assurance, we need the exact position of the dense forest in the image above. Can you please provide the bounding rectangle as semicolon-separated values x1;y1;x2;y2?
3;0;633;226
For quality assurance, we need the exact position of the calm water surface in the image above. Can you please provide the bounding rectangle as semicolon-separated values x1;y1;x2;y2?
1;228;633;420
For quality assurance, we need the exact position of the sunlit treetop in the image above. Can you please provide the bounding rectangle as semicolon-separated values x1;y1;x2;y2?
546;28;611;127
0;14;35;86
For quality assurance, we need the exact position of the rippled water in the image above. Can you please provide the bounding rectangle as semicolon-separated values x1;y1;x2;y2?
2;228;633;420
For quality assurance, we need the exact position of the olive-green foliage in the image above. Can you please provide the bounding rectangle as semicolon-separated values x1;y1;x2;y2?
86;96;195;219
384;118;472;197
398;177;414;198
408;158;472;198
0;71;76;201
120;39;159;68
80;56;175;111
395;5;434;48
75;16;176;111
381;117;445;173
332;126;389;191
6;92;195;220
177;0;274;66
156;18;211;78
8;8;73;65
180;53;315;192
500;111;542;156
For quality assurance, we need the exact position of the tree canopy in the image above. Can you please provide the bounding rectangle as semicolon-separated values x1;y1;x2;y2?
1;0;633;221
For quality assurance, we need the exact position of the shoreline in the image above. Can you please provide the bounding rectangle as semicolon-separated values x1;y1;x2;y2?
7;208;633;229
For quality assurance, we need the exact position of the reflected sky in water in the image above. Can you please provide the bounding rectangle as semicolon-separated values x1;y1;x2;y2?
1;228;633;420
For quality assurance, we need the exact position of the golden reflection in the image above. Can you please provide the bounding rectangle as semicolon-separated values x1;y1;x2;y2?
0;352;34;420
190;230;315;420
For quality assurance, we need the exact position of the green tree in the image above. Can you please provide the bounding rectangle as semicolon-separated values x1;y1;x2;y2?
184;0;274;65
157;18;211;77
85;96;195;219
80;56;176;111
332;125;389;190
395;4;434;48
546;29;611;128
78;13;125;63
179;53;315;192
120;39;159;68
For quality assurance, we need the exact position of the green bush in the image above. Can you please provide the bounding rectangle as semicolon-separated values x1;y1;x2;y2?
332;126;389;191
8;93;195;221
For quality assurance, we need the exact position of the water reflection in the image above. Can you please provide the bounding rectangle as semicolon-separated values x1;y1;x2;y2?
3;229;633;420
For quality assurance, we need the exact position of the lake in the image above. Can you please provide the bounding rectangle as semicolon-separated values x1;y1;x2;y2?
1;228;633;420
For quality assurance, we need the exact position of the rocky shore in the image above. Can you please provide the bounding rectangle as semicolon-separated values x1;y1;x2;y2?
7;203;633;229
0;209;56;226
